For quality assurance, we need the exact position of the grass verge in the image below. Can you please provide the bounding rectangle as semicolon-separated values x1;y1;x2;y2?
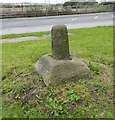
0;31;50;39
1;26;113;118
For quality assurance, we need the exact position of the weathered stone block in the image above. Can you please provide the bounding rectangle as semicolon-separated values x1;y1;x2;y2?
35;55;90;86
35;24;90;85
51;25;70;60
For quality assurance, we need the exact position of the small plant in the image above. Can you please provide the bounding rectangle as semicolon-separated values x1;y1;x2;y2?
34;74;42;81
2;78;14;93
88;61;100;75
94;84;107;93
12;83;29;99
67;89;81;102
25;107;47;118
45;97;63;117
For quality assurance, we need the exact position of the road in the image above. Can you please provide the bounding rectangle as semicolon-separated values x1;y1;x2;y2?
0;12;113;35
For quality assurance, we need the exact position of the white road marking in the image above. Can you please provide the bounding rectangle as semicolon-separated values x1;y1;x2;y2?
112;15;114;18
94;16;98;19
72;18;77;21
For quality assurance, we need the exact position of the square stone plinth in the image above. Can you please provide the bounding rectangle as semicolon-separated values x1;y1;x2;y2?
35;55;90;86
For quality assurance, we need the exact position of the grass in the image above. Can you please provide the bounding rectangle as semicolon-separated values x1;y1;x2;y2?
0;31;50;39
1;26;113;118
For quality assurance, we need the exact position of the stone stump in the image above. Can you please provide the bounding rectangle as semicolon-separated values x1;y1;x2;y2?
35;24;90;86
51;25;70;60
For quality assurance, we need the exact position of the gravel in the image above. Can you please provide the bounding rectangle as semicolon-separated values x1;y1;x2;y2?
0;36;39;44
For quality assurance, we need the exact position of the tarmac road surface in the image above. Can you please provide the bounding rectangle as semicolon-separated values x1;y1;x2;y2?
0;12;113;35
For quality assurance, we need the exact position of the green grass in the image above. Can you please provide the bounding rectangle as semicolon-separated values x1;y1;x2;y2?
1;26;113;118
0;31;50;39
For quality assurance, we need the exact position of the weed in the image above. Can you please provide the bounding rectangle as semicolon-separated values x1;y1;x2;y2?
88;61;100;75
45;97;63;117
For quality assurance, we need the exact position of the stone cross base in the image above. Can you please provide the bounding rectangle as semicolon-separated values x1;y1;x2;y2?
35;55;90;86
